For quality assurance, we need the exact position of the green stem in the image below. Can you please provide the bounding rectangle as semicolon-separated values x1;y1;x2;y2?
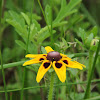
20;2;33;100
0;61;25;69
84;40;100;99
20;9;32;100
21;27;30;99
88;51;94;79
37;0;51;42
20;67;27;100
50;0;53;46
0;78;100;93
87;50;94;98
0;50;8;100
37;0;46;22
48;71;55;100
0;0;2;23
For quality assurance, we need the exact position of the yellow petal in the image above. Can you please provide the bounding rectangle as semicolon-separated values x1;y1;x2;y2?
36;60;51;83
45;46;54;53
60;53;71;60
73;61;86;68
52;61;66;82
23;56;46;66
23;59;40;66
25;54;47;58
61;58;85;70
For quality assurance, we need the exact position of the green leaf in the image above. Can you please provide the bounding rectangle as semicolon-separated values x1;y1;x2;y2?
61;0;67;9
28;42;38;54
70;92;84;100
41;46;47;54
21;12;30;25
26;65;38;72
6;19;27;38
90;26;98;37
6;10;28;39
8;10;25;27
69;68;78;76
29;19;41;41
35;20;67;43
85;33;93;48
54;0;81;23
37;30;56;43
45;5;51;25
32;19;41;31
27;12;41;21
78;28;86;44
53;21;68;27
75;38;84;48
85;95;100;100
15;40;26;50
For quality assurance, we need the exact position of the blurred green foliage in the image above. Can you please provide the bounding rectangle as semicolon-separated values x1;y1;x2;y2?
0;0;100;100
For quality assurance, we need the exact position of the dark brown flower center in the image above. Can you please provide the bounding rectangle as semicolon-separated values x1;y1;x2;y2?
47;51;62;61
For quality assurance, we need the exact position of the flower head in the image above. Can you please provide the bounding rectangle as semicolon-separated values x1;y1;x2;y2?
23;46;86;83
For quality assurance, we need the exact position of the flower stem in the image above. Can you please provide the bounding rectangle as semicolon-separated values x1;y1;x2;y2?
48;71;55;100
88;51;94;79
84;50;95;98
84;40;100;99
0;50;8;100
84;51;94;98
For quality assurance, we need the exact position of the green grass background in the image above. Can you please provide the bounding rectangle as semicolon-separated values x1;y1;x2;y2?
0;0;100;100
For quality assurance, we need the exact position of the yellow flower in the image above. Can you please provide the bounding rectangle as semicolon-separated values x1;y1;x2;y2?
23;46;86;83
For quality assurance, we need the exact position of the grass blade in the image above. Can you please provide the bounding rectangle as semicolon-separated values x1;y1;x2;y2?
0;50;8;100
20;5;33;100
0;0;2;23
84;39;100;99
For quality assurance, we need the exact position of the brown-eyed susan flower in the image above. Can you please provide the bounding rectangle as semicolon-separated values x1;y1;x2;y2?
23;46;86;83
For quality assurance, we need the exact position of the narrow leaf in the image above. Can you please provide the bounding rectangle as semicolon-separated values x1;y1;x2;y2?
15;40;26;50
21;12;30;25
45;5;51;25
